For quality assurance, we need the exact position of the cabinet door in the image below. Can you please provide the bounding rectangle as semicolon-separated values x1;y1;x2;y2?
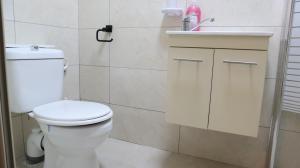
166;48;214;129
209;49;267;137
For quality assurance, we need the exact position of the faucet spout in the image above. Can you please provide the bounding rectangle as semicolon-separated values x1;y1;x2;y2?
190;18;215;31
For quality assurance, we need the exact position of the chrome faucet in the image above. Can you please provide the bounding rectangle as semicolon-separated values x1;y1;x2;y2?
190;18;215;31
183;17;215;31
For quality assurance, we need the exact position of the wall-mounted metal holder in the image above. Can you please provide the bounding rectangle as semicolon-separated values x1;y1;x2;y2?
96;25;113;42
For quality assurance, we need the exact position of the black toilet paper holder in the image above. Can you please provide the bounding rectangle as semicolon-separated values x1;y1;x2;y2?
96;25;113;42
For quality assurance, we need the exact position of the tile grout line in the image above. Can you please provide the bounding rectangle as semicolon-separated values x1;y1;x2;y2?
12;0;17;43
279;128;300;134
177;126;181;153
80;70;277;84
78;65;278;79
79;25;284;29
108;0;111;104
78;0;81;100
103;102;165;113
14;20;78;30
92;99;272;128
79;26;285;29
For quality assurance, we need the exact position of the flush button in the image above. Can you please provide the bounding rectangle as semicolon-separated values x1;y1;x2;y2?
31;45;39;51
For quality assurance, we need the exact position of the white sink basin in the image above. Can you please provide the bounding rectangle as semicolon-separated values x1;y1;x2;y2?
166;31;273;37
166;31;273;50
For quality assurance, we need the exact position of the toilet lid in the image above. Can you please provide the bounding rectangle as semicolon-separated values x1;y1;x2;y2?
33;100;111;122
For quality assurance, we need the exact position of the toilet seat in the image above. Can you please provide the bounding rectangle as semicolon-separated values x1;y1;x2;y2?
31;112;113;126
30;100;113;126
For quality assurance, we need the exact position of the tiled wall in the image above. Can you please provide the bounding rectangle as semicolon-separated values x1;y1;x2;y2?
1;0;292;167
275;1;300;167
2;0;80;162
79;0;289;167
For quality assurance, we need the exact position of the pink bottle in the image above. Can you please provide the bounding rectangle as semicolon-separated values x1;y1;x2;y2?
186;0;201;31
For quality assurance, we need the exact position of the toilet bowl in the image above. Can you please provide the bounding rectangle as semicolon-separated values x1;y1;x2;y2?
30;100;113;168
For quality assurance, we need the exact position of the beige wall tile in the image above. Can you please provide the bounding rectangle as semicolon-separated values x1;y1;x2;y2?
80;66;109;103
79;0;109;28
2;0;14;20
4;20;15;44
11;116;24;159
179;126;270;168
110;68;167;112
192;0;287;27
14;0;78;28
276;130;300;168
260;79;276;127
15;22;79;66
64;65;80;100
110;105;179;152
110;28;169;70
79;29;109;66
280;111;300;132
110;0;185;27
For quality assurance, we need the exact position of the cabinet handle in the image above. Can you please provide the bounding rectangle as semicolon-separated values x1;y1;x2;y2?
223;60;257;65
174;58;204;62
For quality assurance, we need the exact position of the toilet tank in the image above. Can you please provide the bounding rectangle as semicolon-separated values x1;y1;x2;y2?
5;46;65;113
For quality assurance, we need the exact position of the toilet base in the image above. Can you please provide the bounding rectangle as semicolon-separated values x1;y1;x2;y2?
56;155;98;168
37;118;112;168
43;138;99;168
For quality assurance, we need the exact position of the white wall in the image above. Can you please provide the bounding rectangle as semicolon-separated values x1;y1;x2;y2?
2;0;80;162
79;0;288;167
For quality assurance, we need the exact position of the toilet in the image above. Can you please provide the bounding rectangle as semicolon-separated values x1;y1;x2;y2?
5;45;113;168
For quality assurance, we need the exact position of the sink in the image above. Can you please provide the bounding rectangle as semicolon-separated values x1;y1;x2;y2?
166;31;273;50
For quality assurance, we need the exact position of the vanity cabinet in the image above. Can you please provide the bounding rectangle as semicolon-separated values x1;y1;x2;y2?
166;48;214;129
209;49;267;136
166;31;272;137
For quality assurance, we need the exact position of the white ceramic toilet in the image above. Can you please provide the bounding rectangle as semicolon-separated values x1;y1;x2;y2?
5;45;113;168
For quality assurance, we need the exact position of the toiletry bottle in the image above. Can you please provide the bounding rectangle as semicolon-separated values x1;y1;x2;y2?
186;0;201;31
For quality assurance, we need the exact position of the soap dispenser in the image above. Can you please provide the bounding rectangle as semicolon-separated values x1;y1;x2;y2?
186;0;201;31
